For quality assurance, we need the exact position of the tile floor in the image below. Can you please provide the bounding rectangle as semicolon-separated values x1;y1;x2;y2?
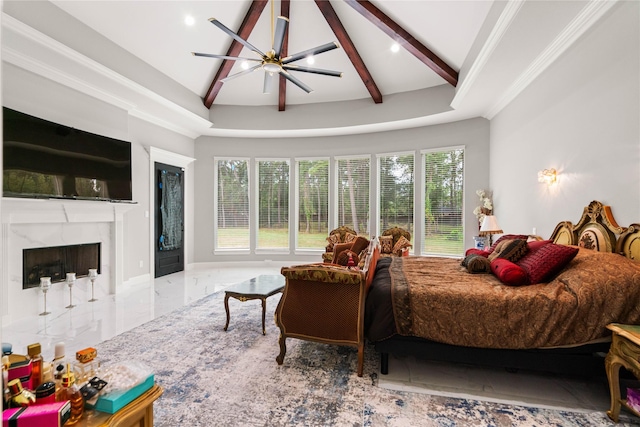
1;263;633;421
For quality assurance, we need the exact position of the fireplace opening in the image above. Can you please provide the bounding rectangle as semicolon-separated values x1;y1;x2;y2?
23;243;101;289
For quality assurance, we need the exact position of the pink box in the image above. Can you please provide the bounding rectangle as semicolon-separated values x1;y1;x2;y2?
627;388;640;413
2;401;71;427
7;359;32;391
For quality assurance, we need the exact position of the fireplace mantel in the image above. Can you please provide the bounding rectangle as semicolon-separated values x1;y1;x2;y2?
2;197;137;224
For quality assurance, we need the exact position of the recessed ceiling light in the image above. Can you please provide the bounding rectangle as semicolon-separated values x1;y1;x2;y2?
390;43;400;53
241;60;250;70
184;15;195;26
306;56;315;65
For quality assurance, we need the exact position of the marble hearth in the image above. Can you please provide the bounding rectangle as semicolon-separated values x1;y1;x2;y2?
1;198;136;323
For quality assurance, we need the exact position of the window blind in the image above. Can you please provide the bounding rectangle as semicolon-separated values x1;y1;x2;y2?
216;159;249;249
257;160;289;250
423;148;464;256
296;159;329;249
337;157;370;237
378;153;414;242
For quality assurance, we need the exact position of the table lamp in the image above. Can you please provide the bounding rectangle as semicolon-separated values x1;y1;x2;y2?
479;215;503;246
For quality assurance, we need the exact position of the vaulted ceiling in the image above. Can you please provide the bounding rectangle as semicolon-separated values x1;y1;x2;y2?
6;0;615;138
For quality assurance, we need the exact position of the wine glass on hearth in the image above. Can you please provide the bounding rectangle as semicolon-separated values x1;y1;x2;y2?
39;277;52;316
65;272;76;309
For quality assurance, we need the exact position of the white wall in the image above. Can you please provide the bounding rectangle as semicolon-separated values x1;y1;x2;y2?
490;1;640;238
194;118;490;263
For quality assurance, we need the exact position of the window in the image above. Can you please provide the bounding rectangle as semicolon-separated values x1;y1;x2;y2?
423;148;464;256
378;153;414;240
257;160;289;250
336;157;370;237
216;159;249;250
296;159;329;249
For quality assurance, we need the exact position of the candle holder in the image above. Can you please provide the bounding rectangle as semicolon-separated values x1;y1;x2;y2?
88;269;98;302
65;272;76;309
39;277;52;316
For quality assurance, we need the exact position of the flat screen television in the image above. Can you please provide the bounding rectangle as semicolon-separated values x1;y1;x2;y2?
3;107;133;201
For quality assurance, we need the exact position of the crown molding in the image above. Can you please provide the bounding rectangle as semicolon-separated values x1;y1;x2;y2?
1;13;212;138
485;0;619;119
451;0;525;110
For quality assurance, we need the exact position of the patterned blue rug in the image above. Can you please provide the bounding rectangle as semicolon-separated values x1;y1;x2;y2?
94;288;634;426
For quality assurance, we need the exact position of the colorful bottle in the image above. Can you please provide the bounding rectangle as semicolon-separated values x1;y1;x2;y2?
7;378;36;407
58;364;84;425
27;343;43;389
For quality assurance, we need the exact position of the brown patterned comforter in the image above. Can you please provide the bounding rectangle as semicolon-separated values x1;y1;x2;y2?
367;248;640;349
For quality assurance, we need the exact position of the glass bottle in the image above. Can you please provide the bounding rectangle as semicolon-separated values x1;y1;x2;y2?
7;378;36;408
58;365;84;426
27;343;43;389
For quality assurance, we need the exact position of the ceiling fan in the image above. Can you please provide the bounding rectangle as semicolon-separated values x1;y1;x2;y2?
192;7;343;94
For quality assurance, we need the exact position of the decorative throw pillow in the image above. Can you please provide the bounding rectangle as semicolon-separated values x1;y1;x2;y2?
392;235;412;256
488;238;528;263
516;243;579;284
332;242;352;263
466;255;491;274
350;236;370;256
326;233;340;251
344;232;357;244
379;235;394;254
336;249;359;266
465;248;490;257
487;234;529;254
490;258;530;286
527;239;553;252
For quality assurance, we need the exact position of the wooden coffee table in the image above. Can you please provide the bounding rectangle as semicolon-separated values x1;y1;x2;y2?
223;275;285;335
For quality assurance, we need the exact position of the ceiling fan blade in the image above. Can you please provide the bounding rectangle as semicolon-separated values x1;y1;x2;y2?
282;64;342;78
281;42;340;65
280;70;313;93
191;52;262;62
221;64;262;83
209;18;266;58
263;71;277;94
272;16;289;58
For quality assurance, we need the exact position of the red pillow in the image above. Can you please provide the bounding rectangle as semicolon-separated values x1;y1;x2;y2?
490;258;529;286
527;239;553;252
487;234;529;254
516;243;579;284
465;248;490;257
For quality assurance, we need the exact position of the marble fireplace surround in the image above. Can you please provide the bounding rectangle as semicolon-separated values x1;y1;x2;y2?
1;197;136;323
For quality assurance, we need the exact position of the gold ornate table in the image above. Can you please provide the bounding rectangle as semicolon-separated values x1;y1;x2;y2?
78;384;163;427
605;323;640;422
224;275;285;335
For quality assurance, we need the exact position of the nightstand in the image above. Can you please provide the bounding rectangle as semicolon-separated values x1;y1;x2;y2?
605;323;640;422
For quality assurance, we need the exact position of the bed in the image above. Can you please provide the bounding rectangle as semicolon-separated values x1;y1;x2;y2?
365;201;640;377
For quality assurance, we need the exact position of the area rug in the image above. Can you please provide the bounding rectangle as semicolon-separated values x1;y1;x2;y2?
94;287;633;426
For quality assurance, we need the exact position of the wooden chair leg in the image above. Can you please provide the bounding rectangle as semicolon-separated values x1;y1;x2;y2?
276;332;287;365
357;343;364;377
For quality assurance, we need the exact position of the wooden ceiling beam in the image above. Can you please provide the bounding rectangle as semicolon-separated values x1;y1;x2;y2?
278;0;291;111
343;0;458;87
314;0;382;104
203;0;268;108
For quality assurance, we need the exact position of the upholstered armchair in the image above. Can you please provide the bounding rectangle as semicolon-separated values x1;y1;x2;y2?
323;226;358;263
275;241;380;377
379;227;412;256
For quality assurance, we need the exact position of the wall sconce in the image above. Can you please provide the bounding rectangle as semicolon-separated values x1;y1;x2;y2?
538;168;557;185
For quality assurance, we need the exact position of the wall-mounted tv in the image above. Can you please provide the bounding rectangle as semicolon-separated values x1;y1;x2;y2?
3;107;133;202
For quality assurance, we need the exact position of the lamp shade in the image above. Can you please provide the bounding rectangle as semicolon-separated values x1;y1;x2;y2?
479;215;503;236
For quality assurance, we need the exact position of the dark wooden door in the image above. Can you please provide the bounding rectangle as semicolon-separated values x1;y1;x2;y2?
154;162;184;278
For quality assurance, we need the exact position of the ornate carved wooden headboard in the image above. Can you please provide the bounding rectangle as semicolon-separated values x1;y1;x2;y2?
550;200;640;261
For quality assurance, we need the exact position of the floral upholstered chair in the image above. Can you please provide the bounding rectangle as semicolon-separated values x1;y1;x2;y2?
323;226;357;263
379;227;412;257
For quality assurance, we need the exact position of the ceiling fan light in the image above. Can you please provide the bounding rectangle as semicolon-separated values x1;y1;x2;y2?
263;63;282;73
